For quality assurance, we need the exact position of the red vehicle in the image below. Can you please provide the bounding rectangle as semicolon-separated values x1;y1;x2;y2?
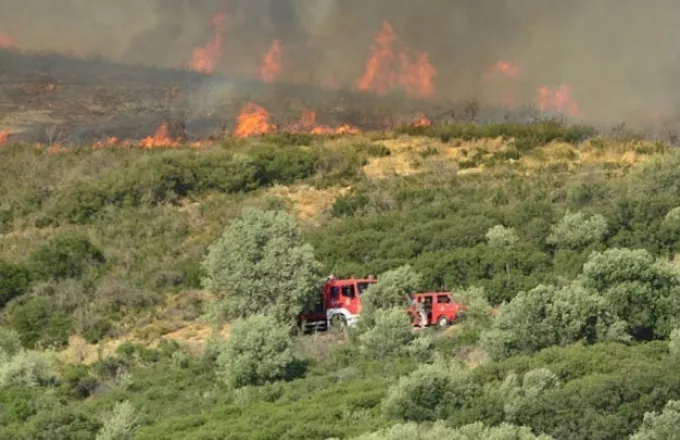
298;275;376;331
407;291;466;328
298;275;466;331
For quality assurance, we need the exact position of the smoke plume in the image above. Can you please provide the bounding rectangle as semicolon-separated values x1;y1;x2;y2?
1;0;680;126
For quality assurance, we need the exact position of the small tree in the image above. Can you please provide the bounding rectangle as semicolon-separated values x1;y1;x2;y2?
631;400;680;440
201;209;322;326
359;265;422;328
486;225;519;273
216;314;297;389
661;207;680;260
500;368;561;421
480;282;628;360
95;400;139;440
580;248;680;339
487;225;519;250
0;326;22;357
546;211;608;250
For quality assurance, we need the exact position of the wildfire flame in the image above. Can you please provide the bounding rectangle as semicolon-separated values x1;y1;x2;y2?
484;60;520;82
297;110;360;135
0;32;13;49
141;122;180;148
356;22;436;98
260;40;283;83
412;113;432;127
0;131;9;145
191;11;225;74
538;84;582;117
234;103;275;138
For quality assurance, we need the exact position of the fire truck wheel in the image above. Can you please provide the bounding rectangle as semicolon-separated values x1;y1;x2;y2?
330;314;347;329
437;316;451;328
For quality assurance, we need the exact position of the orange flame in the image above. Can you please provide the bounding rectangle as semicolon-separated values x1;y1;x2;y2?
191;11;225;74
0;131;9;145
141;122;180;148
0;32;13;49
399;51;436;98
356;22;436;99
484;60;520;82
412;113;432;127
260;40;283;83
234;103;275;138
538;84;582;117
298;110;360;135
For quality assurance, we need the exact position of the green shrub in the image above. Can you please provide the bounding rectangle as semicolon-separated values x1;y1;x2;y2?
631;400;680;440
4;295;72;349
0;326;22;357
30;234;105;281
0;349;57;388
216;314;300;389
358;308;419;359
351;421;554;440
381;361;480;422
546;211;608;250
0;261;31;307
95;400;139;440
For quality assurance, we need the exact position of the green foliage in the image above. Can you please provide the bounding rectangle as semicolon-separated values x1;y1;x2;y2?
95;400;139;440
0;261;31;308
359;265;422;327
631;400;680;440
216;314;299;389
486;225;519;250
4;295;73;349
0;349;56;388
0;326;22;357
381;362;480;422
546;211;608;250
201;208;322;325
480;283;628;360
358;308;425;360
350;421;554;440
29;233;105;281
397;119;596;150
499;368;561;421
580;248;680;339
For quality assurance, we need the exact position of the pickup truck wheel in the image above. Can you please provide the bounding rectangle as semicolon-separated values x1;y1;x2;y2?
437;316;451;328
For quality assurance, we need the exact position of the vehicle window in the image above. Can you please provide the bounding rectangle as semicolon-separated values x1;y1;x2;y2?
330;287;340;300
357;282;372;295
341;285;356;298
437;295;451;304
423;297;433;306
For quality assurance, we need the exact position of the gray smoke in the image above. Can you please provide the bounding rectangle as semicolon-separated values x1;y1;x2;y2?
1;0;680;125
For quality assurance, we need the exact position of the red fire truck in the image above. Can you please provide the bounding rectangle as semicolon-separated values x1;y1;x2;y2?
298;275;465;331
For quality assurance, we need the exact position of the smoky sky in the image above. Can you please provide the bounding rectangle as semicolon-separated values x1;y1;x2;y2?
1;0;680;124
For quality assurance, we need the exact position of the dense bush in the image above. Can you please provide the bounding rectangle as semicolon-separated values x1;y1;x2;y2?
29;234;105;281
216;314;300;389
350;421;554;440
0;261;31;307
381;362;480;422
201;208;322;325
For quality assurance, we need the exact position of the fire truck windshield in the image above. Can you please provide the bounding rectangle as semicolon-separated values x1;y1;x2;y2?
357;282;372;295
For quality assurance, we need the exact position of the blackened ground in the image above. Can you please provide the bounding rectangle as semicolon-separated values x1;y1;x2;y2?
1;48;676;145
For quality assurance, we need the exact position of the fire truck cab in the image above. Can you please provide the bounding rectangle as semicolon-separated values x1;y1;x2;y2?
298;275;376;331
